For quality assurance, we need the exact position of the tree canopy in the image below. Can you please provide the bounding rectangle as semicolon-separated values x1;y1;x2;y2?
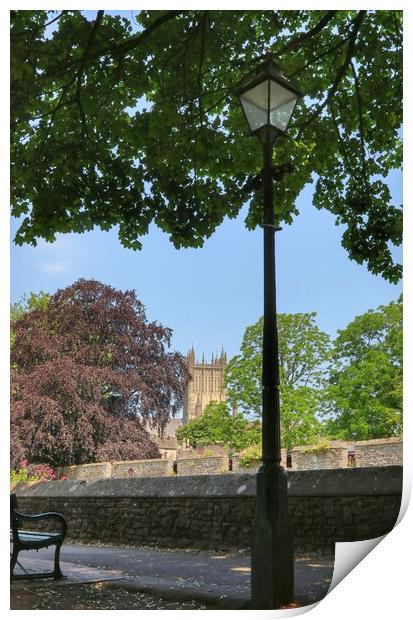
10;291;51;347
11;279;188;467
225;313;331;449
176;401;261;456
11;10;402;282
325;297;402;440
10;290;50;323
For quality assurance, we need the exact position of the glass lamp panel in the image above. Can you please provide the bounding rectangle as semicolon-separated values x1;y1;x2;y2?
240;80;269;131
269;80;298;131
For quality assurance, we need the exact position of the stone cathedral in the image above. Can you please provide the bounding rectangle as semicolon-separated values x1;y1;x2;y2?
183;347;228;423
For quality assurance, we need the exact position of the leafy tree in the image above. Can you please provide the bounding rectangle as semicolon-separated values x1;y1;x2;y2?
11;291;51;347
11;279;188;467
225;313;331;450
325;297;402;439
11;291;51;323
11;10;402;281
176;401;261;456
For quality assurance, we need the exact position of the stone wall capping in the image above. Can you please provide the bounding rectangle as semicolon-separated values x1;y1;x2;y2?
353;437;402;445
110;458;167;465
14;466;402;499
291;441;348;452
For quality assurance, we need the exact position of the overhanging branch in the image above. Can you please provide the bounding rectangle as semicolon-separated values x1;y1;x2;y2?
350;59;369;190
11;11;67;38
75;10;104;138
86;10;183;61
276;10;339;55
296;10;367;139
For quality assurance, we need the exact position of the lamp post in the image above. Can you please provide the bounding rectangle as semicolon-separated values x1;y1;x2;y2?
236;56;302;609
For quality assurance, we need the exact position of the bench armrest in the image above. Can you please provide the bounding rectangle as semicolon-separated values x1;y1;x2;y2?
14;510;68;538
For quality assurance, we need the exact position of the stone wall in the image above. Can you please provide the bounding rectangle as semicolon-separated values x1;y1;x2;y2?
56;462;112;481
291;442;348;470
354;438;403;467
176;456;227;476
53;438;403;482
56;459;174;481
14;466;402;556
112;459;174;478
231;449;287;472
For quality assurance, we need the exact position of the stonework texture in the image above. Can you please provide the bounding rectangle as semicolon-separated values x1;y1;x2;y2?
292;443;349;470
56;462;112;481
53;438;403;482
15;467;402;556
56;459;174;481
182;348;228;423
112;459;174;478
176;456;228;476
354;438;403;467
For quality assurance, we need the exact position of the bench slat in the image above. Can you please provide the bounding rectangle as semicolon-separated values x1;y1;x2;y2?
10;530;61;543
18;530;60;537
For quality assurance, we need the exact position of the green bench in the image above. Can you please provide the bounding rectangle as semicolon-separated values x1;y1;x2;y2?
10;493;67;580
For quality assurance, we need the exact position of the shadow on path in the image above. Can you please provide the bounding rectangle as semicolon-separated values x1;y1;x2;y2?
11;543;335;610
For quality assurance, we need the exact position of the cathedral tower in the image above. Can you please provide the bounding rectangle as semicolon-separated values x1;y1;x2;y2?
183;347;228;423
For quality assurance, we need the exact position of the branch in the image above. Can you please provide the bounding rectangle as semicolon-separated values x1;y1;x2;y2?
11;11;67;37
85;11;183;61
192;12;209;196
277;10;339;55
75;10;104;138
288;34;350;79
16;12;104;141
328;100;358;182
197;12;208;125
392;11;402;39
350;59;368;189
296;10;366;139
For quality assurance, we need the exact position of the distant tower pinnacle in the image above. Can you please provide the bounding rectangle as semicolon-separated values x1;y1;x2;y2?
182;346;229;423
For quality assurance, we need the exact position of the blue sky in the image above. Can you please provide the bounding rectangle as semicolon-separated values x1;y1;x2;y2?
10;170;402;362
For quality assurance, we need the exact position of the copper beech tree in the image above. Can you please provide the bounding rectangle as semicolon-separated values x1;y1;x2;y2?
11;279;188;467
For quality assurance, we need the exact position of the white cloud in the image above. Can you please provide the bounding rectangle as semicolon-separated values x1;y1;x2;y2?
35;235;80;275
36;260;73;274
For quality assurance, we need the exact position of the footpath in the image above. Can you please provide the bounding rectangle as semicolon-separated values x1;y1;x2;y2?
10;543;335;610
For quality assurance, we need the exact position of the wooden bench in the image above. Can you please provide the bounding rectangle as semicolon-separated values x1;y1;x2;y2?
10;493;67;580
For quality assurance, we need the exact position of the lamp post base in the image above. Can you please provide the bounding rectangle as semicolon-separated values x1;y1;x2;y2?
251;462;294;609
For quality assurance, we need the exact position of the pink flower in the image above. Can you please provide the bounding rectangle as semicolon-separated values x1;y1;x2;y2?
20;459;29;468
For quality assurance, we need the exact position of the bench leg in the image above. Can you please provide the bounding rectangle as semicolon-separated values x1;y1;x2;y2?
53;543;64;580
10;547;19;580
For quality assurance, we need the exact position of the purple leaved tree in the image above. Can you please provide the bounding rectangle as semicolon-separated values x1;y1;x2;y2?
11;279;188;467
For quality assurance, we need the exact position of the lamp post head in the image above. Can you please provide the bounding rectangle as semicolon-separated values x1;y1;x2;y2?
235;56;303;144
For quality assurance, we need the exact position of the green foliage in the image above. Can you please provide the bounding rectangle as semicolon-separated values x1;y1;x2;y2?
302;438;330;453
325;297;402;439
11;291;50;322
238;443;262;468
225;313;331;450
11;10;402;281
10;459;58;484
176;401;261;456
11;291;51;348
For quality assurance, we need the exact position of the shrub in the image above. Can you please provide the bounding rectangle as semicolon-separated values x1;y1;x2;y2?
10;460;57;484
238;443;262;468
302;438;331;454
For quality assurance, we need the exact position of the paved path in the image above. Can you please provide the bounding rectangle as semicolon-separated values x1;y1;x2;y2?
13;543;335;609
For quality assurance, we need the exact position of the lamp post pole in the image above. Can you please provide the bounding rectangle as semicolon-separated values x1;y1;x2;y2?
234;55;302;609
250;131;294;610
